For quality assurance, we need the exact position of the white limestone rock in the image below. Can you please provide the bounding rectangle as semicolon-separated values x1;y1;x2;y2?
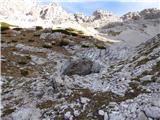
73;110;80;117
64;111;73;120
104;112;109;120
31;55;47;65
140;75;152;82
98;110;105;116
80;97;90;104
144;106;160;119
40;32;63;40
137;111;148;120
12;107;41;120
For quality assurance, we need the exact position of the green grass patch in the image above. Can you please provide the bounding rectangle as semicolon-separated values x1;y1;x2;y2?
95;42;106;49
59;39;70;46
135;57;149;67
2;106;16;117
12;28;23;31
20;70;29;76
42;44;52;49
52;28;85;36
0;22;17;31
35;26;43;30
36;100;55;109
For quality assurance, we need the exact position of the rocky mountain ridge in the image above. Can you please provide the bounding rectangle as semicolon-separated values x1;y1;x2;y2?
1;0;160;28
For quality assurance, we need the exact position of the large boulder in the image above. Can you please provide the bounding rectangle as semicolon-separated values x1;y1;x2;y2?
63;59;101;76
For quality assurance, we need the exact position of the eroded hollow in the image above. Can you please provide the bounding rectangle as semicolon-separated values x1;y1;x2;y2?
63;58;101;76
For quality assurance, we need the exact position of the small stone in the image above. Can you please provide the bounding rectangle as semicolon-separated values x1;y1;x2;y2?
104;112;109;120
1;55;6;61
98;110;105;116
64;111;73;120
140;75;152;81
80;97;90;104
51;41;56;45
74;110;80;117
109;111;125;120
40;33;50;39
137;111;148;120
31;55;47;65
151;98;160;107
81;41;93;48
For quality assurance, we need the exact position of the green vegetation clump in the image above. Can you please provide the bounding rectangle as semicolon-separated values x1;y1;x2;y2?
65;28;76;31
0;22;17;31
52;28;84;36
135;57;149;67
42;44;52;49
18;56;31;65
150;61;160;74
36;100;54;109
95;42;106;49
28;39;35;42
141;79;156;86
18;61;28;65
52;29;77;36
11;40;18;43
2;107;15;117
65;28;84;35
12;28;23;31
67;87;144;120
59;39;70;46
35;26;43;30
20;70;29;76
81;44;89;48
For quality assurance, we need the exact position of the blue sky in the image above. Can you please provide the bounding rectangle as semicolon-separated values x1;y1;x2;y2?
39;0;160;16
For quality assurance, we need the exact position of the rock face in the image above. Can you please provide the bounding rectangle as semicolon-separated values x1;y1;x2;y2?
93;10;113;19
0;0;38;21
39;3;75;24
122;8;160;21
140;8;160;19
74;13;87;23
121;12;141;20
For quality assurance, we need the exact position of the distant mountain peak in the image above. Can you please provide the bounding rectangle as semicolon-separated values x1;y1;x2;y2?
0;0;160;28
